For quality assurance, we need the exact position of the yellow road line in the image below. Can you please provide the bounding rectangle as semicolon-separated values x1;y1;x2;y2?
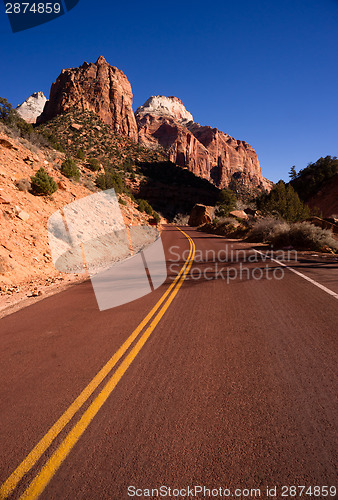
0;228;194;500
20;232;195;499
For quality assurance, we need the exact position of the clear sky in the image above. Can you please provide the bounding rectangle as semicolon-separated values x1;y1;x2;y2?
0;0;337;182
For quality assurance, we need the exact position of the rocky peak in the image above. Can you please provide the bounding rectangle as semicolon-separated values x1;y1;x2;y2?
136;96;271;194
136;95;194;124
37;57;138;141
16;92;47;124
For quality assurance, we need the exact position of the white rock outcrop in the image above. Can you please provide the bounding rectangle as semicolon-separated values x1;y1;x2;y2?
16;92;47;123
135;95;194;124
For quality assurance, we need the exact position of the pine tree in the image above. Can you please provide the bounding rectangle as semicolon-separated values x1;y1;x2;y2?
30;168;58;196
289;166;297;180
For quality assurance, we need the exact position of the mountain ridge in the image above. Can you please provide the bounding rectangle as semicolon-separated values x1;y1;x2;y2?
34;56;271;195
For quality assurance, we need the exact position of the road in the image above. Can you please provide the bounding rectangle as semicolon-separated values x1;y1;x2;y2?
0;226;337;499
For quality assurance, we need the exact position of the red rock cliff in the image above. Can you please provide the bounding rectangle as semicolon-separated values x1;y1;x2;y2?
37;56;138;141
136;96;272;193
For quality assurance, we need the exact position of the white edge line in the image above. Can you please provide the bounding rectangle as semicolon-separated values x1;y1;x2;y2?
253;249;338;300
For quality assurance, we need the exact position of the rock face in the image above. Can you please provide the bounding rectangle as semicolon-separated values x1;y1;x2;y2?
188;204;214;226
16;92;47;124
136;96;271;193
136;96;194;123
37;56;138;141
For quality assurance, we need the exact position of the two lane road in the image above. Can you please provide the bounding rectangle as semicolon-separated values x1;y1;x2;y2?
0;227;337;499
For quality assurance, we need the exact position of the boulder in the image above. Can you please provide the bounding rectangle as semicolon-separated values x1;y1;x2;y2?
229;210;248;219
17;210;30;222
189;204;213;226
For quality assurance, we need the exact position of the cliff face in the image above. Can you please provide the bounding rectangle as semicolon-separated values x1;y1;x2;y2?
37;56;138;141
16;92;47;124
36;60;271;193
136;96;272;193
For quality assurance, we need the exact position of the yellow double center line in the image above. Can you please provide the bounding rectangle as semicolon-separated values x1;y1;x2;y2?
0;228;195;500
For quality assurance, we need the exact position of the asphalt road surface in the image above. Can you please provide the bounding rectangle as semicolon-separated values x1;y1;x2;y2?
0;227;337;500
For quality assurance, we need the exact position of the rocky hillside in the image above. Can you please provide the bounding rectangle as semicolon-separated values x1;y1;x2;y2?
37;56;138;141
37;109;220;218
136;95;272;195
0;123;154;314
16;91;47;124
37;109;164;168
307;174;338;218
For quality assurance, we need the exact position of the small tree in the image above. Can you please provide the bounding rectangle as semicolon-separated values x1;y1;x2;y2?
289;166;297;180
258;180;310;222
215;188;237;216
87;158;101;171
0;97;17;124
137;199;153;215
152;211;161;223
30;168;58;196
61;158;80;181
76;149;85;160
95;170;125;192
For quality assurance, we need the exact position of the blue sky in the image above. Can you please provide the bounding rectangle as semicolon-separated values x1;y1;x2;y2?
0;0;337;182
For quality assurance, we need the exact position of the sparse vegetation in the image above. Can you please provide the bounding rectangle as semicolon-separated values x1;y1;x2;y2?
37;110;164;175
215;188;237;216
248;219;338;252
246;218;290;243
61;158;80;181
87;158;101;171
30;167;58;196
152;211;161;223
137;199;154;215
290;156;338;201
257;180;310;221
173;213;189;225
76;148;86;160
270;222;338;252
0;97;34;137
95;170;126;193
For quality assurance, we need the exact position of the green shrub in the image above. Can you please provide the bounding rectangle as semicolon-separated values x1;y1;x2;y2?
87;158;101;171
215;189;237;216
30;168;58;196
248;219;337;252
271;222;338;252
152;211;161;223
118;197;127;205
0;97;17;125
61;158;80;181
137;199;153;215
247;219;289;242
95;170;125;193
76;149;85;160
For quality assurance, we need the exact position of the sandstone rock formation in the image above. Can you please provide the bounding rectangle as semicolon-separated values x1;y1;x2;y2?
188;204;214;226
136;96;272;194
16;92;47;123
136;96;193;123
37;56;138;141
